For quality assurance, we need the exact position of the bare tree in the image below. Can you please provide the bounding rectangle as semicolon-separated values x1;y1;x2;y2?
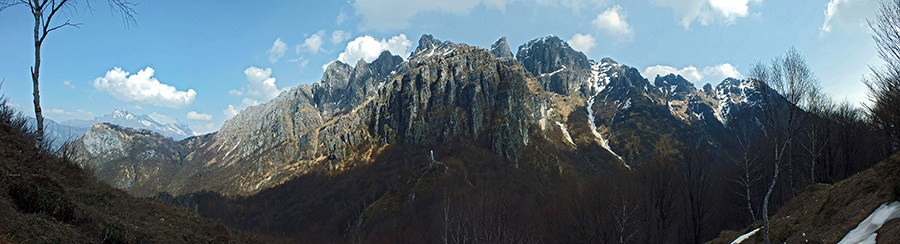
751;47;818;244
799;87;832;184
729;123;762;221
0;0;135;144
867;0;900;151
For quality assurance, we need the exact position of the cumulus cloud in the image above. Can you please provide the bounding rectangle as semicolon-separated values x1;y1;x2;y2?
267;38;288;63
224;104;240;118
642;63;742;84
702;63;743;81
592;5;634;42
335;34;412;66
299;31;325;54
644;65;704;82
93;67;196;109
332;30;351;44
821;0;877;33
655;0;759;29
186;111;212;121
224;67;283;119
568;33;597;54
241;66;281;104
63;80;75;89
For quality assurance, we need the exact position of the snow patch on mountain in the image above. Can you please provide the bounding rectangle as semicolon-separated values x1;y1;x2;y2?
838;201;900;244
556;121;574;147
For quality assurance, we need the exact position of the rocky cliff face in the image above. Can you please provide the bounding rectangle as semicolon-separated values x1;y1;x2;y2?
73;34;782;197
70;123;189;196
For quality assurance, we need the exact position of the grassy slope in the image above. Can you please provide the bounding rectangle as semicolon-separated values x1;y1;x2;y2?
708;152;900;244
0;103;279;243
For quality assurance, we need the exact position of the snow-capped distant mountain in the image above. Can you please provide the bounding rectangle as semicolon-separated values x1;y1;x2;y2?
62;108;196;140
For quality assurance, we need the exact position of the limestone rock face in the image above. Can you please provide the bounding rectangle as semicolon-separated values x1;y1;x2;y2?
70;123;187;196
515;35;592;96
490;37;514;58
374;35;549;161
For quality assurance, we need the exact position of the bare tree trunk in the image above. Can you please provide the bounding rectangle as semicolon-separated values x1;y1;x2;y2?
762;148;781;244
31;4;44;145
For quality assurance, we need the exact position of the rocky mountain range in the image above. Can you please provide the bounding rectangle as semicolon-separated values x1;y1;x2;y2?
63;108;195;140
70;34;781;199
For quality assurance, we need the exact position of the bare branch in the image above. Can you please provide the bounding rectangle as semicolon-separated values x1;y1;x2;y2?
46;19;80;32
0;1;26;12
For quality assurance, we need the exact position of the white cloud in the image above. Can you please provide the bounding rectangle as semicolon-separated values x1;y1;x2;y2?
568;33;597;54
353;0;514;31
242;66;282;104
821;0;877;33
592;5;634;42
300;31;325;54
644;65;703;82
224;104;240;119
332;30;351;44
93;67;196;109
267;38;288;63
642;63;742;84
702;63;743;81
336;34;412;66
655;0;759;29
63;80;75;89
223;67;283;119
186;111;212;121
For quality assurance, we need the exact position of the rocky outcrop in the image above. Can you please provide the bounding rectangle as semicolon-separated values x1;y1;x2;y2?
516;35;592;96
490;37;514;58
69;123;188;196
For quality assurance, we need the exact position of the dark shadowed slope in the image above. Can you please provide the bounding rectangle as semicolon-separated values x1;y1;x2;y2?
709;152;900;244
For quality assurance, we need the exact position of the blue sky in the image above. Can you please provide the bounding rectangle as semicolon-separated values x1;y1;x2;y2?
0;0;882;134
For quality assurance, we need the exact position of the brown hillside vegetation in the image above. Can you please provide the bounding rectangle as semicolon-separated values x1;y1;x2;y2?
709;152;900;244
0;100;280;243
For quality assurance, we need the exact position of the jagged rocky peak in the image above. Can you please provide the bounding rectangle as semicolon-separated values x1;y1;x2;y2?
370;51;404;76
411;34;470;60
516;34;591;77
654;73;696;94
312;51;405;116
415;34;442;54
490;36;514;58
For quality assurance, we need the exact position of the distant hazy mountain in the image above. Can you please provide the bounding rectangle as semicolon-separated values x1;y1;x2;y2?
62;108;196;140
26;117;89;149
